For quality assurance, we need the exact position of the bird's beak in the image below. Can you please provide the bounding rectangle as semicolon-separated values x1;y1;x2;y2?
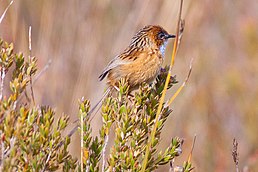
165;34;176;39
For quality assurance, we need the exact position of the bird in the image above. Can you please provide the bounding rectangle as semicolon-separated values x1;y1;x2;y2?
64;25;175;143
99;25;175;91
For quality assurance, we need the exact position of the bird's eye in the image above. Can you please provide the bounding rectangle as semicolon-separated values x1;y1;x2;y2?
158;32;165;39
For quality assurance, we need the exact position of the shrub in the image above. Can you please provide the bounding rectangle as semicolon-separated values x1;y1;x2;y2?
0;38;192;171
0;39;77;171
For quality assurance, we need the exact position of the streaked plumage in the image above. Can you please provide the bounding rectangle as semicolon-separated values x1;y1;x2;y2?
65;25;175;141
99;25;175;90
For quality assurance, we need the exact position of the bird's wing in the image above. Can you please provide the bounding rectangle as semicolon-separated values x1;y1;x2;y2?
99;55;130;81
99;47;144;81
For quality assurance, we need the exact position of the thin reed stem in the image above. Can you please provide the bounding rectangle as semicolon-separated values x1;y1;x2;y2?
166;58;193;107
28;26;35;105
102;135;109;172
0;68;5;101
141;1;184;171
187;135;197;162
0;0;14;24
81;112;84;172
0;131;4;170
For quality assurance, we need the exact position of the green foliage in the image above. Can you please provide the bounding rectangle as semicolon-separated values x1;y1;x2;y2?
80;69;193;171
0;39;77;171
1;38;193;171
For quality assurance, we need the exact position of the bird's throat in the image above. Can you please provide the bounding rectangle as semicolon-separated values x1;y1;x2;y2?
159;40;168;57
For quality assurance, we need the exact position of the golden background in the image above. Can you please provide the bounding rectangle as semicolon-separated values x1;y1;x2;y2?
1;0;258;171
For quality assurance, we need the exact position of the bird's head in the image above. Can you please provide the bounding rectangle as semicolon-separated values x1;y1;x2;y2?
130;25;175;56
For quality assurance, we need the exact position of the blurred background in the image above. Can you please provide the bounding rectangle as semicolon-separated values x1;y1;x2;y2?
1;0;258;171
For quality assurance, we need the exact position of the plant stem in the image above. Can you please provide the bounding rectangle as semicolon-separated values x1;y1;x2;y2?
81;112;84;172
0;68;5;101
102;135;109;172
140;1;184;171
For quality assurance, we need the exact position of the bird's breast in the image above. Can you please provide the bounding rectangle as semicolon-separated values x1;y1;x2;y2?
119;50;163;87
106;48;163;90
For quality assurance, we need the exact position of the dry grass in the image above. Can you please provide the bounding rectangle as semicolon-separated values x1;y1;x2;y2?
1;0;258;171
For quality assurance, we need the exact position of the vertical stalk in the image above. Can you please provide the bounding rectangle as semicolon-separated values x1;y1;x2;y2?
28;26;35;105
0;68;5;101
81;113;84;171
141;0;184;171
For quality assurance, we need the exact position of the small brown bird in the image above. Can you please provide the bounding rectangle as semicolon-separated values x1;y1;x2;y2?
99;25;175;91
66;25;175;140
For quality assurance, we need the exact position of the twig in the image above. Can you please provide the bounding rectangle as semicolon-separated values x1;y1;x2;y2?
29;26;32;53
0;67;5;101
24;89;31;103
176;20;185;52
232;138;239;172
89;87;111;122
170;9;184;69
85;159;90;172
81;111;84;172
0;132;4;170
169;159;175;172
141;1;184;171
187;134;197;162
0;136;15;171
0;0;14;24
28;26;35;105
2;137;16;161
16;59;52;104
12;99;17;110
166;58;193;107
41;150;52;172
102;135;109;172
33;59;52;84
